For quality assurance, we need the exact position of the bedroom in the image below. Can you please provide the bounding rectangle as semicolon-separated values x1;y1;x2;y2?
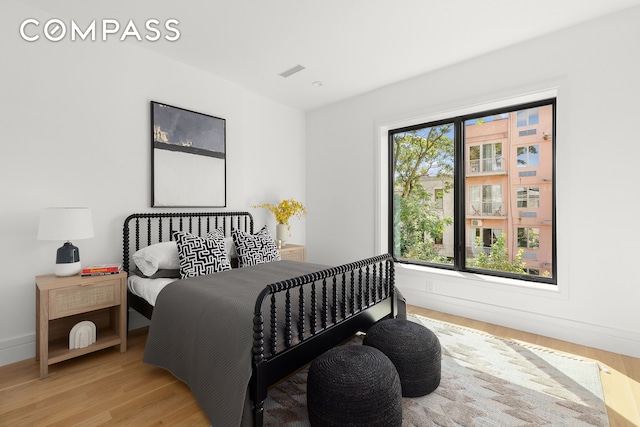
1;0;639;425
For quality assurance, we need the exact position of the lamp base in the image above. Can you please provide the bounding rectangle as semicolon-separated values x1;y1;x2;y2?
54;241;81;276
55;261;81;277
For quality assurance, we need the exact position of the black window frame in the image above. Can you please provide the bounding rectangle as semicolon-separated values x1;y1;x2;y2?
388;98;556;285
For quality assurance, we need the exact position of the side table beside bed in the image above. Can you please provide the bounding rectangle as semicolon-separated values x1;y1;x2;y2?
35;271;127;379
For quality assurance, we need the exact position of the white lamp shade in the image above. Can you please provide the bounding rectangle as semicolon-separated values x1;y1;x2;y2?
37;207;94;241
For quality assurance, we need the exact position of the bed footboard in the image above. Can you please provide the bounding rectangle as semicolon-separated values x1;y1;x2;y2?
250;253;395;426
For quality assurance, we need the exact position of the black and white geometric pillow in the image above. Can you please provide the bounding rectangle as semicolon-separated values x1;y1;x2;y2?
232;226;281;267
172;229;232;279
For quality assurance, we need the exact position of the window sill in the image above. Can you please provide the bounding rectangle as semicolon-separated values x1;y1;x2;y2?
395;262;562;297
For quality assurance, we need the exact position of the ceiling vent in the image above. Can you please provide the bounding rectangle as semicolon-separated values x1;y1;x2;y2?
279;64;306;78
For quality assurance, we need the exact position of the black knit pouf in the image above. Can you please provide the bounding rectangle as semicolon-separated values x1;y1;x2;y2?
364;318;441;397
307;345;402;427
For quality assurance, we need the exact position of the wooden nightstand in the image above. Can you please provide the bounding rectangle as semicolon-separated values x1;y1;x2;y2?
279;244;306;262
35;271;127;379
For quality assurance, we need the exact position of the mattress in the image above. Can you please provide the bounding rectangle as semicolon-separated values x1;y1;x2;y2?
127;274;176;306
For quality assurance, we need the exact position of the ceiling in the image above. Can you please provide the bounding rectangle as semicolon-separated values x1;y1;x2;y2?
17;0;640;111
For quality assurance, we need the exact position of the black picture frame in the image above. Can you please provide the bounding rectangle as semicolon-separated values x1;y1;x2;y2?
151;101;226;207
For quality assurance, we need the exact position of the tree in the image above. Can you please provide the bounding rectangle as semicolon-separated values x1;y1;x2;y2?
467;234;527;273
394;192;452;262
392;126;454;262
393;126;454;198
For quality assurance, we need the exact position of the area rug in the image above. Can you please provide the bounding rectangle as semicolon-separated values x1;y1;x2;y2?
263;314;609;427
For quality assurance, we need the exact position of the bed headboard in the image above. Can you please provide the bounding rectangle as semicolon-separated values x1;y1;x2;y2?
122;211;254;272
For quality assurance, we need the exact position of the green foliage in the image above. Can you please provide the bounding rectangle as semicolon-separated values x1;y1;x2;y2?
394;193;451;263
467;234;527;273
393;126;454;198
393;125;454;263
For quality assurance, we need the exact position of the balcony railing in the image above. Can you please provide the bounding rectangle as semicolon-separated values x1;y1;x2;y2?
468;159;504;174
469;203;504;217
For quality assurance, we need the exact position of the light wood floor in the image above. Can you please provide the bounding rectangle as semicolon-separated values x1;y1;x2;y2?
1;306;638;426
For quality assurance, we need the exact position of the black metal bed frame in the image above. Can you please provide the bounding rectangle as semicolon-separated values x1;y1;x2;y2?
123;211;396;427
123;211;254;320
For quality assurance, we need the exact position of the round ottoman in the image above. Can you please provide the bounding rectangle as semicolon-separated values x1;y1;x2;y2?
364;318;441;397
307;345;402;427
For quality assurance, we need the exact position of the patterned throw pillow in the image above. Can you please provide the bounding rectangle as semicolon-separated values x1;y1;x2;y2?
172;229;232;279
232;226;281;267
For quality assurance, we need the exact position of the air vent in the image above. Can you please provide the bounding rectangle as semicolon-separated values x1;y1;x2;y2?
279;64;306;78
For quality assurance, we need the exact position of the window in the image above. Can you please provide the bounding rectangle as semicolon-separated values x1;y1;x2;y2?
517;227;540;249
469;184;503;216
517;187;539;208
516;108;539;127
516;145;539;167
390;121;454;266
389;98;555;284
434;189;443;210
471;227;502;252
469;143;503;173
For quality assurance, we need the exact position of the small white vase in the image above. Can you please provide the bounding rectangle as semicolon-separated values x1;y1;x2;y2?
276;223;289;246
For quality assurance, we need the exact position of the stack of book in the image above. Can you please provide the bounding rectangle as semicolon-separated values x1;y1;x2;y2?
81;264;122;277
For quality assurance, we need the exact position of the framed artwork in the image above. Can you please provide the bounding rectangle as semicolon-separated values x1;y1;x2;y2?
151;101;226;207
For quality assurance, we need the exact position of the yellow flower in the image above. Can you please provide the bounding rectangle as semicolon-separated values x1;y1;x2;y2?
253;199;306;226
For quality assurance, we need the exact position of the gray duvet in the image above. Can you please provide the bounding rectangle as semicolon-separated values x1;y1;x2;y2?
143;260;329;427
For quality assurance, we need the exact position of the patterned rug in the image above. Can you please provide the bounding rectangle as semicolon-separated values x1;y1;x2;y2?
264;314;609;427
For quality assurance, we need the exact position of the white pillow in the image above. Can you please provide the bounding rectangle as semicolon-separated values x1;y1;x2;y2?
224;236;237;261
132;241;180;277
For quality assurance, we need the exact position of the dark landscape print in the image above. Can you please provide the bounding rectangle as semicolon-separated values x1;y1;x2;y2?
152;102;225;159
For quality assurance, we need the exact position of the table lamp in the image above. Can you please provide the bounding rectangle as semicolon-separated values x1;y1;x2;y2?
38;207;94;276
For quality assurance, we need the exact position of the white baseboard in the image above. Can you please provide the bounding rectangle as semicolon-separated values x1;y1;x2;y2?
4;292;637;367
0;333;35;367
401;286;640;359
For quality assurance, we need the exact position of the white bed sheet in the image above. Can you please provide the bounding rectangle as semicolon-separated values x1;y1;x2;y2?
128;274;177;306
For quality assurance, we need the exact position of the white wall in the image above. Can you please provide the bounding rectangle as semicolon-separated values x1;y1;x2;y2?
0;1;306;365
307;6;640;357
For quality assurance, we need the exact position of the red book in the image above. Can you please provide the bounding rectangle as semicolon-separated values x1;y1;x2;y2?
81;264;122;276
